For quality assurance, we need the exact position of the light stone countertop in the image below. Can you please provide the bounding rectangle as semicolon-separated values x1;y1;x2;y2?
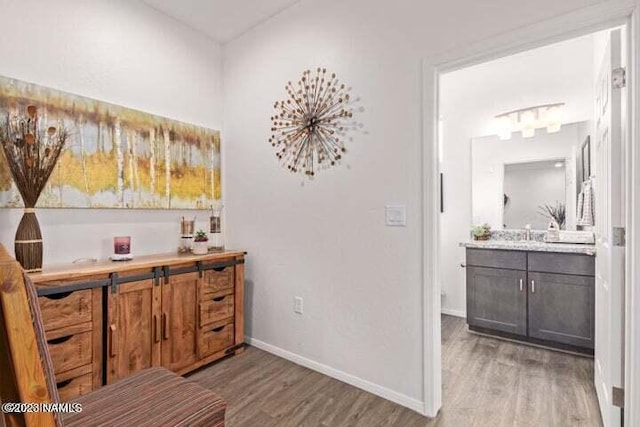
460;240;596;256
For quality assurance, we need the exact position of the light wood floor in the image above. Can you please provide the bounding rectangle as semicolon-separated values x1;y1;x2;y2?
188;315;602;426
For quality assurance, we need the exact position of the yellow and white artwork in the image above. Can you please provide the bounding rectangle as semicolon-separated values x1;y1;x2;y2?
0;75;221;209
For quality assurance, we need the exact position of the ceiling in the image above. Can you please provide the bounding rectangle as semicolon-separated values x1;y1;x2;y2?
142;0;303;43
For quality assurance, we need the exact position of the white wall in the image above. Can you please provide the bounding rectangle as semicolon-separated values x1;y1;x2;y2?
439;35;596;318
472;123;581;230
221;0;625;410
0;0;223;263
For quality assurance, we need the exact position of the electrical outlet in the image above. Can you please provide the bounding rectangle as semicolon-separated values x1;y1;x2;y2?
293;296;303;314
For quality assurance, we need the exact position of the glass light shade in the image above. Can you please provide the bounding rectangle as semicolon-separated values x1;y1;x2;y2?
545;105;563;133
520;110;536;138
496;115;512;140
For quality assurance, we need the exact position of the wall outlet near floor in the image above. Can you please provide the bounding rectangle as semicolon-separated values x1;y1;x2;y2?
293;296;303;314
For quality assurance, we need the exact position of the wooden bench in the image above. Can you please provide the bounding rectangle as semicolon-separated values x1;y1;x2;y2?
0;245;227;427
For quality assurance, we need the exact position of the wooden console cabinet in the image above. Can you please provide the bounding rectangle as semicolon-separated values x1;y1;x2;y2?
30;251;245;400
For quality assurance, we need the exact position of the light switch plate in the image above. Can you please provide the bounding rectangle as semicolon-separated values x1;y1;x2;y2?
385;205;407;227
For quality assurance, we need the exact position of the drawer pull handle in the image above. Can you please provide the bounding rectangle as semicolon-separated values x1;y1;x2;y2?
212;266;226;272
108;324;117;357
519;279;523;292
531;280;536;293
154;315;161;343
43;291;73;300
56;379;73;389
211;325;226;333
162;313;169;341
47;335;73;345
213;296;226;302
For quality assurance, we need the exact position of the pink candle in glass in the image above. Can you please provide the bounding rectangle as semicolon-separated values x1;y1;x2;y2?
114;236;131;255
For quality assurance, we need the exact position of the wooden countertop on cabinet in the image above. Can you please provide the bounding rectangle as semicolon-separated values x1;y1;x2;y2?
30;250;246;285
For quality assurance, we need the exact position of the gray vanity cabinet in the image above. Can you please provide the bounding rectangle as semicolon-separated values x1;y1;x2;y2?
466;248;595;353
466;267;527;336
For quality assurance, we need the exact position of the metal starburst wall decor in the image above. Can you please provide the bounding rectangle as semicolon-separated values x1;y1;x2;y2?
269;68;355;177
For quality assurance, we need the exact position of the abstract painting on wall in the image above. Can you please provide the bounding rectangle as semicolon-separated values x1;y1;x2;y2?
0;74;221;209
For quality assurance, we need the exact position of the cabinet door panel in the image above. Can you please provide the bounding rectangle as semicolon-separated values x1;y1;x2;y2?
466;266;526;336
161;272;199;372
107;280;161;383
528;272;594;349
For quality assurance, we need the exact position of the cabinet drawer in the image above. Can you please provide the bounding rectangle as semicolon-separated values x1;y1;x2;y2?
39;290;92;332
528;252;595;276
48;331;92;375
466;249;526;270
198;320;234;358
202;267;234;294
57;373;93;401
200;293;234;327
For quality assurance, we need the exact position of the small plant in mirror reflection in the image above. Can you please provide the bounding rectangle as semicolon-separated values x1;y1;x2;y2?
538;202;566;229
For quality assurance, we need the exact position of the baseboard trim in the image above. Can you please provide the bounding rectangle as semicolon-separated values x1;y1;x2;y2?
245;336;425;415
441;308;466;318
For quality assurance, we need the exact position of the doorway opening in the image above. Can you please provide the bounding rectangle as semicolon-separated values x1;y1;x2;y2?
435;25;627;426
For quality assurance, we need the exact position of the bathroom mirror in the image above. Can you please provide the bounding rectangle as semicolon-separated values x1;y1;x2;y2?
503;159;566;229
471;122;586;231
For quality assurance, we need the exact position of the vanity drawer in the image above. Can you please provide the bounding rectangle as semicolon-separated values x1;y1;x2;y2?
57;372;93;401
528;252;595;276
466;248;526;270
48;329;93;375
39;290;92;332
201;267;235;295
198;320;234;358
199;292;234;327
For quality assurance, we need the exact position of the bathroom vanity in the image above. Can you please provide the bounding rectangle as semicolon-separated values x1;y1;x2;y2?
462;240;595;354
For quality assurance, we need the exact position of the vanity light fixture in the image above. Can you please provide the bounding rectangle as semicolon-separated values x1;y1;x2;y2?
495;103;565;140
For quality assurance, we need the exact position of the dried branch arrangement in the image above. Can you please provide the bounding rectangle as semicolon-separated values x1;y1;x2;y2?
269;68;354;177
0;105;67;271
538;201;566;229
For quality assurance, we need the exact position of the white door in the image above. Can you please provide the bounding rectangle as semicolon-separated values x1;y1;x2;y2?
594;28;625;427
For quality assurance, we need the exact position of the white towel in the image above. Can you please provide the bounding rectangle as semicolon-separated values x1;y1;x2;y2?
577;180;595;226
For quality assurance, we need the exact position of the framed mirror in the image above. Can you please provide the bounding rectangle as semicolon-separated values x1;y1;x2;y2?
471;122;587;231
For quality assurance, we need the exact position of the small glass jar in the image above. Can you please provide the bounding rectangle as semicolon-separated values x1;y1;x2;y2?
209;204;224;251
178;217;196;253
114;236;131;255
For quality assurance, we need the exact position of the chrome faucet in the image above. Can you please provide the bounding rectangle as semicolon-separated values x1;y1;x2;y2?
524;224;532;241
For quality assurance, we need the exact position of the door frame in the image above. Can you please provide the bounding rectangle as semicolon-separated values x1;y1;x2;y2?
421;1;640;420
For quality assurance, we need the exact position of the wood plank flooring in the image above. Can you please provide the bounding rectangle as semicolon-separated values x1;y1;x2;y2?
187;315;602;426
